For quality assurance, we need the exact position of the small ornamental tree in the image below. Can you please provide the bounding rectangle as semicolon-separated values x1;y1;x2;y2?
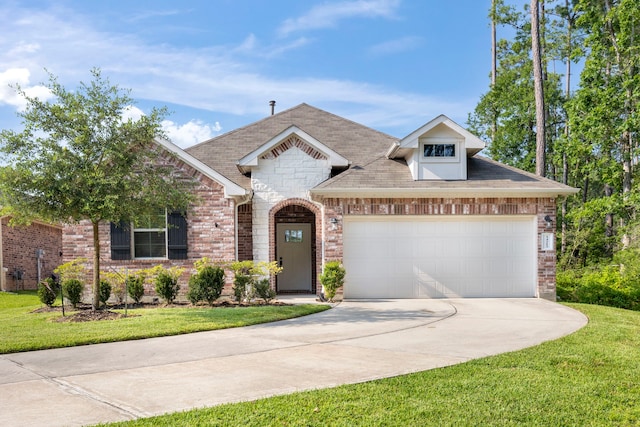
0;68;195;311
320;261;346;302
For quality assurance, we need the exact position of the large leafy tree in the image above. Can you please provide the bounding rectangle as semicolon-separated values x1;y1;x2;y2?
0;68;196;310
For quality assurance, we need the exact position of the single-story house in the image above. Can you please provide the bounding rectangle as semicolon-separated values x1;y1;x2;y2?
63;104;578;300
1;216;63;291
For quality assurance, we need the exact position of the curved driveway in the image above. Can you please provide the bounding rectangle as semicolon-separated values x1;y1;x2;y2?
0;298;586;427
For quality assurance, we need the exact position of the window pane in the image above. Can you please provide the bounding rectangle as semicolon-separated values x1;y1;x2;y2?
285;229;303;243
134;231;166;258
424;143;455;158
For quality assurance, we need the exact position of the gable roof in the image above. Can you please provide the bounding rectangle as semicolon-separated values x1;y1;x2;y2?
236;126;350;174
186;103;398;190
387;114;485;159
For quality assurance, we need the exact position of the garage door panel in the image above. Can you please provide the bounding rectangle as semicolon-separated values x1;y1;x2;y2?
343;216;536;299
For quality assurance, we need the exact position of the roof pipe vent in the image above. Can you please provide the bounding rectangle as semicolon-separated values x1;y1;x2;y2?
269;100;276;115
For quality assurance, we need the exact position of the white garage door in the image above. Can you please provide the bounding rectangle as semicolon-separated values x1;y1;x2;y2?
342;216;537;298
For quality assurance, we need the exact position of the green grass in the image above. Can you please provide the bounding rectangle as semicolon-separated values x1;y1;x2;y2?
0;291;329;354
104;304;640;426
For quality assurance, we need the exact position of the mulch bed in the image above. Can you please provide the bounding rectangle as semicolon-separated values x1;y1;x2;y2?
31;299;293;322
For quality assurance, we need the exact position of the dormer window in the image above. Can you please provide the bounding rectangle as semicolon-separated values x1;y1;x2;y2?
424;143;456;158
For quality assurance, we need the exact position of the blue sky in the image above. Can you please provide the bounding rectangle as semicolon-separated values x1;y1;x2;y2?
0;0;511;148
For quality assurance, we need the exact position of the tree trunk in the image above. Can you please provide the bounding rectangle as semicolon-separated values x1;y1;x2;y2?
491;0;498;142
561;0;572;255
92;220;101;311
531;0;546;177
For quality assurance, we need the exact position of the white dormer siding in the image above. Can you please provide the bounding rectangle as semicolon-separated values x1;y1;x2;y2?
388;115;485;182
416;136;466;180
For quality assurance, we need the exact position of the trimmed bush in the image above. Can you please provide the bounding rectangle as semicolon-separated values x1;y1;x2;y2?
187;265;225;306
37;277;58;307
320;261;346;302
230;260;282;303
126;275;145;304
155;270;180;304
254;278;276;303
62;279;84;308
99;280;112;308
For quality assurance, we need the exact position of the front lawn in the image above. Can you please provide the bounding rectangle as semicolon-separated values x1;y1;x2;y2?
0;291;329;354
105;304;640;426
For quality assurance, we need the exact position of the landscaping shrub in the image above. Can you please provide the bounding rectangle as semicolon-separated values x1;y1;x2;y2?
99;280;111;308
153;266;184;304
558;261;640;311
319;261;346;301
53;258;87;283
62;279;84;308
187;263;225;306
102;270;127;304
230;260;282;303
254;278;276;303
37;277;58;307
126;275;145;304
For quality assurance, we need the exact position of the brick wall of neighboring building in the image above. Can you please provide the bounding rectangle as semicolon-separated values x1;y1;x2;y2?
1;217;63;291
61;157;239;300
321;197;558;300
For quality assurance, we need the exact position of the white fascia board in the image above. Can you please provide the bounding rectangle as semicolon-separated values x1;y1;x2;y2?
311;186;580;199
391;114;485;156
237;126;350;168
154;137;247;198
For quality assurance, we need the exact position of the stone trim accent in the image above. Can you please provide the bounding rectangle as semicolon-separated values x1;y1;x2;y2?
260;135;328;161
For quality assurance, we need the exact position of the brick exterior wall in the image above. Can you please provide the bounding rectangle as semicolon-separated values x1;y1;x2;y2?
1;217;63;291
321;197;558;300
61;157;239;300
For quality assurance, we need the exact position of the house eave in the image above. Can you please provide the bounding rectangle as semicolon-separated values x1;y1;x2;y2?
310;187;580;199
155;137;247;198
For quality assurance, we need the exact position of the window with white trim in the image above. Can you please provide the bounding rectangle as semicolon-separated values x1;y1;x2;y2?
133;210;167;258
110;211;188;260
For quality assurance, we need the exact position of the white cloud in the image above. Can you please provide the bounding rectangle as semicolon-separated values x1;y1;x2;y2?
278;0;400;36
161;119;221;148
0;2;473;136
121;105;145;122
0;68;53;110
368;36;423;56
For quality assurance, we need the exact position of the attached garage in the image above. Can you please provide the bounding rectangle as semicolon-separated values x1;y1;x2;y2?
342;216;537;299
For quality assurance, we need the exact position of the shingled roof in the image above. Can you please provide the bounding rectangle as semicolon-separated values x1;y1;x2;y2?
185;103;398;189
185;103;577;198
311;155;578;197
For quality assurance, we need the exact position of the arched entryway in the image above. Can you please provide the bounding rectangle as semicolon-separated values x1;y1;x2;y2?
272;201;319;294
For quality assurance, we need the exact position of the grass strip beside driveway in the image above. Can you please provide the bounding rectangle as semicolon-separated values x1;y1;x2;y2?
0;292;329;354
104;304;640;426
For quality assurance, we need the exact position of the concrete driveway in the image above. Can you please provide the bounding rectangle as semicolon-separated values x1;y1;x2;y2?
0;298;586;427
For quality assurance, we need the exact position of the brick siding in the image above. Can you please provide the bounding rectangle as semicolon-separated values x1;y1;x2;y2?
61;156;239;300
1;217;63;291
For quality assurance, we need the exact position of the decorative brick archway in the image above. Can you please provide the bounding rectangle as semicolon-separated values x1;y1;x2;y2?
269;198;322;294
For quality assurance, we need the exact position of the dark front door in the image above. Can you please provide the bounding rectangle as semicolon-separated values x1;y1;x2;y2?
276;223;312;292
